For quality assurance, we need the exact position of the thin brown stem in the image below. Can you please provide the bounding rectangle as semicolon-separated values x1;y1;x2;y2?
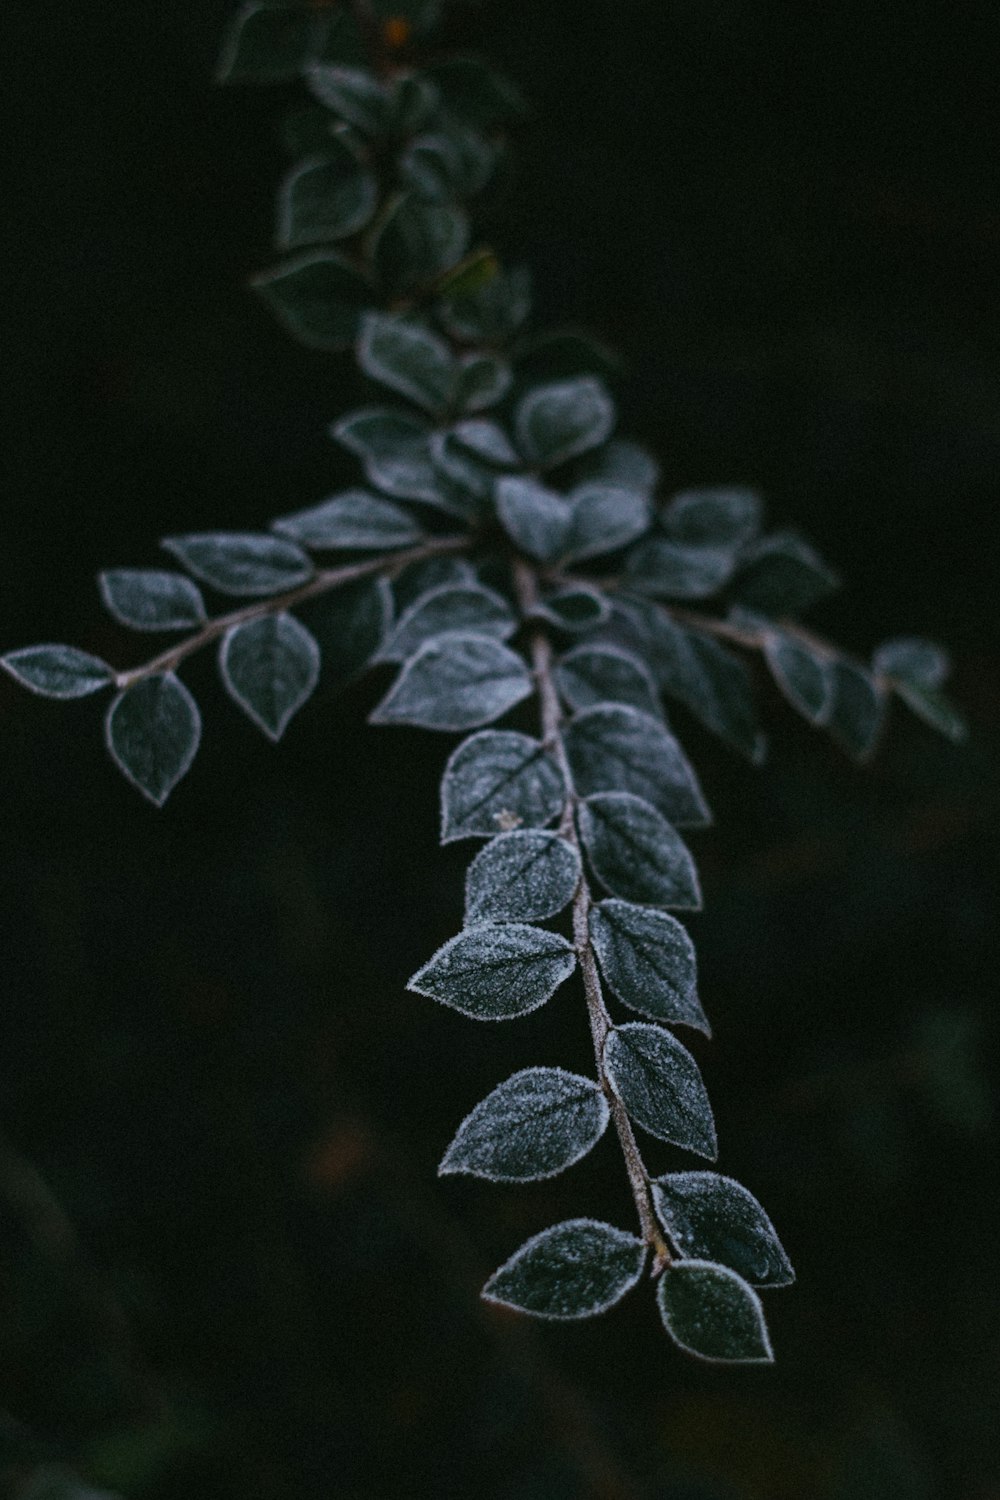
114;535;468;690
511;559;671;1269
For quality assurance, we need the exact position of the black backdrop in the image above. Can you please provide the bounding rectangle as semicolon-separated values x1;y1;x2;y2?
1;3;998;1497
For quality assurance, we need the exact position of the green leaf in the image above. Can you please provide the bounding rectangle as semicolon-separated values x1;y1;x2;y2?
162;532;312;597
873;635;950;688
98;570;207;632
464;830;581;923
624;537;736;600
2;644;113;699
454;352;511;413
437;264;532;344
495;476;569;562
514;377;615;468
333;407;460;511
276;144;378;248
563;703;711;827
105;674;201;806
217;2;330;85
358;314;457;415
424;56;530;130
893;680;967;742
483;1220;644;1320
661;486;762;547
555;644;662;718
400;128;495;202
376;583;516;663
516;328;624;387
440;730;566;842
295;576;391;690
651;1172;794;1287
272;488;424;550
604;1022;717;1157
589;900;708;1032
827;659;886;761
562;483;651;564
370;631;532;730
386;72;441;135
373;196;470;291
448;418;519;468
219;612;320;741
576;438;660;496
578;792;702;909
394;555;474;611
252;249;374;351
440;1067;608;1181
657;1260;773;1363
733;529;839;616
763;629;834;725
305;64;387;135
408;921;576;1020
534;585;609;634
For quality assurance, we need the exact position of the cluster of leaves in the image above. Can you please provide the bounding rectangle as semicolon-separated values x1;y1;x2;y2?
0;0;966;1361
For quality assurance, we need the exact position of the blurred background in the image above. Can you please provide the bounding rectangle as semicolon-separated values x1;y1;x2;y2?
1;1;998;1496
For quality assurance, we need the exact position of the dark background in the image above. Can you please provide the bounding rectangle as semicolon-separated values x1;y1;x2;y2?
1;2;998;1496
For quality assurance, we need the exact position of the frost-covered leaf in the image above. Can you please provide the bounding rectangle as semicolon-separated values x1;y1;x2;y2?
534;585;609;633
652;1172;794;1287
454;352;511;413
514;378;615;469
437;264;532;344
376;583;515;663
105;674;201;806
394;554;475;611
370;631;532;730
578;792;702;909
495;476;569;562
276;144;377;248
604;1022;716;1157
516;328;623;387
441;730;566;842
373;196;470;291
661;486;762;548
358;314;456;415
386;71;440;135
733;530;839;616
482;1219;644;1319
657;1260;773;1363
563;704;711;827
296;575;391;689
271;488;423;550
162;533;312;597
555;644;661;718
217;2;330;84
464;830;581;923
424;55;529;129
408;921;575;1020
624;538;736;600
98;570;206;632
873;635;950;688
893;681;967;741
2;645;113;699
763;629;834;725
219;612;319;740
612;601;766;763
448;418;520;468
305;64;387;134
589;900;707;1032
576;438;659;496
561;483;651;564
827;659;886;761
440;1067;608;1181
332;406;445;507
429;430;496;507
400;126;495;202
252;249;374;351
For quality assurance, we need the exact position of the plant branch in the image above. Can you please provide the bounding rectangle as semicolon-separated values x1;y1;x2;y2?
512;559;671;1271
114;535;468;690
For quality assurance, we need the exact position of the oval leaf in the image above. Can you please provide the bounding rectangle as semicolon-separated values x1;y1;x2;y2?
661;486;762;548
495;476;570;563
373;196;470;291
98;570;206;632
514;377;616;469
408;921;576;1021
296;575;391;690
104;673;201;806
733;530;839;617
873;635;950;688
652;1172;794;1287
562;483;651;564
277;147;377;248
589;900;707;1032
220;612;320;740
578;792;702;909
464;830;581;924
440;1067;609;1181
376;584;516;664
162;533;313;597
441;730;566;842
483;1219;644;1320
563;703;711;828
216;2;329;85
763;629;834;726
604;1022;717;1157
2;645;113;700
251;249;374;352
624;537;736;600
555;644;662;718
657;1260;773;1364
272;489;423;550
358;314;457;416
827;659;886;761
370;632;532;731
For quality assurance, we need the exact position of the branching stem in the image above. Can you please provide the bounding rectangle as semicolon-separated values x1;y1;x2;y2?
512;559;671;1271
114;535;468;690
